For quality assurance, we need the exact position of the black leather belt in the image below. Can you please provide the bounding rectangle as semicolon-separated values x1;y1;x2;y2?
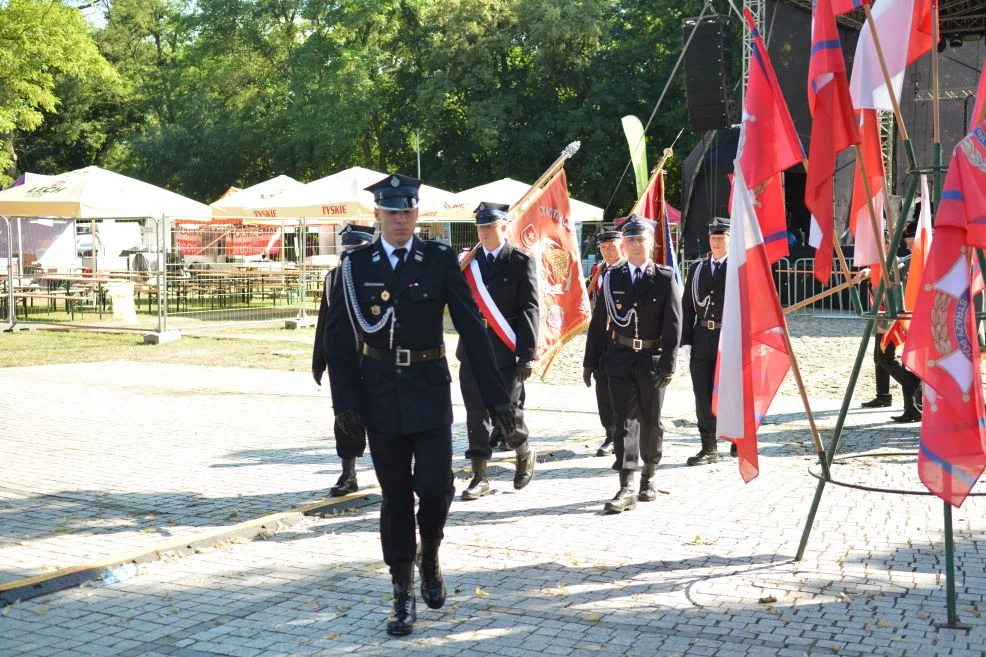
611;332;660;352
699;320;721;330
363;344;446;366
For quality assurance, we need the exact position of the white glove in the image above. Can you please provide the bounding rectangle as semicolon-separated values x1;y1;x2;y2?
681;344;692;358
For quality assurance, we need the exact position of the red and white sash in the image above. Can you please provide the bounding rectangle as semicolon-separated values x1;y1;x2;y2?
463;257;516;352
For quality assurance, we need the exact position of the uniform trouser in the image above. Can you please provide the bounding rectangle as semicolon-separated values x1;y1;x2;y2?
689;354;717;443
873;333;891;397
593;351;615;440
876;341;920;411
367;426;455;567
608;371;665;471
460;361;529;460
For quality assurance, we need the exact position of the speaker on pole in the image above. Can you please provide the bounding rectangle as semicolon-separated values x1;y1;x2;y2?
682;16;736;132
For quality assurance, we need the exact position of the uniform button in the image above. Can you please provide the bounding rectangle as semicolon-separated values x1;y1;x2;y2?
634;302;638;307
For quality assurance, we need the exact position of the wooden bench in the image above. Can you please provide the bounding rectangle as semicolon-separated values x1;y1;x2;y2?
12;292;88;320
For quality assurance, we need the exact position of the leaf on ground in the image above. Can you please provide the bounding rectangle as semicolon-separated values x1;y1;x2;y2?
876;618;894;628
758;595;778;604
226;510;239;520
583;612;603;622
474;586;490;598
307;599;320;611
33;608;48;616
322;632;339;640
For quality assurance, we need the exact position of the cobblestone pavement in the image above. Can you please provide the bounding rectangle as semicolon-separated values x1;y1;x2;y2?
4;317;986;656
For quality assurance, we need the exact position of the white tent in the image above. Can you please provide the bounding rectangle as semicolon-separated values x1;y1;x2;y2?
454;178;604;223
209;174;303;220
249;166;472;221
0;166;211;219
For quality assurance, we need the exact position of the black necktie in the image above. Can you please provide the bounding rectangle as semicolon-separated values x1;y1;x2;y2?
712;261;719;277
393;247;407;278
487;252;495;268
633;267;643;292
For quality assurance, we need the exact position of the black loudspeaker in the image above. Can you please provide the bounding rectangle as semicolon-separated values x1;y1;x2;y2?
682;16;736;132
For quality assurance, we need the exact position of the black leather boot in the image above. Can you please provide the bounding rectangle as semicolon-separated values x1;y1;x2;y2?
416;540;446;609
329;457;358;497
513;442;536;490
596;428;614;457
638;463;657;502
861;394;892;408
686;436;719;466
604;469;636;514
461;458;490;500
386;562;416;637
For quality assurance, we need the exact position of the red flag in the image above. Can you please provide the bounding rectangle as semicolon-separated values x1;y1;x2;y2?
805;0;860;284
738;8;804;264
906;0;934;65
848;110;885;270
901;125;986;507
714;166;791;483
505;171;591;372
832;0;872;15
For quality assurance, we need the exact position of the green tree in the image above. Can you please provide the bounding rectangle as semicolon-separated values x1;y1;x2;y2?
0;0;116;185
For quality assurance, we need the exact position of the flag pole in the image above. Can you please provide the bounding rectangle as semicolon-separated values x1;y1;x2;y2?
460;141;581;271
853;145;898;302
780;325;831;481
801;156;882;297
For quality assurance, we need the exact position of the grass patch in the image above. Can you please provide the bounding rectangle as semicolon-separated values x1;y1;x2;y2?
0;331;312;371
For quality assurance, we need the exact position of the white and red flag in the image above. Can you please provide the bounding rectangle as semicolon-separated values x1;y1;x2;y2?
882;174;933;347
738;7;805;264
714;165;792;483
849;0;933;111
806;0;860;284
902;123;986;507
849;109;885;281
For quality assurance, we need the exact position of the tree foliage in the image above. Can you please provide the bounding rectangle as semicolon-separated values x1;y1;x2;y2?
5;0;709;216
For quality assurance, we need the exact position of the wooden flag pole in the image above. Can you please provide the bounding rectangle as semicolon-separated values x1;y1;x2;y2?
460;141;581;271
780;324;831;480
852;146;898;297
801;158;870;291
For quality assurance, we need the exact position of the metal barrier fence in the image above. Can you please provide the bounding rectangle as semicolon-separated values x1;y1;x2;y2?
680;256;864;318
3;213;869;333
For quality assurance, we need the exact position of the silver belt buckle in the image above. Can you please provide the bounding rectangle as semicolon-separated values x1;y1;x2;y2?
706;320;716;330
395;348;411;366
632;338;643;351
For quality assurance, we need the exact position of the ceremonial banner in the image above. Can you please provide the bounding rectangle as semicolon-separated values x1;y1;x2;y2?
505;171;591;372
806;0;860;284
715;166;791;483
739;7;804;264
902;124;986;507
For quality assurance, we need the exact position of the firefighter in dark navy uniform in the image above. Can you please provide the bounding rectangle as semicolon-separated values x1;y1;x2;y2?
681;217;732;465
313;223;375;496
458;202;539;500
323;174;515;637
582;227;625;457
584;215;681;514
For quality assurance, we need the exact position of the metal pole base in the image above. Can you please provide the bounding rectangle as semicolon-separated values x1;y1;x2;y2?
934;620;970;630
